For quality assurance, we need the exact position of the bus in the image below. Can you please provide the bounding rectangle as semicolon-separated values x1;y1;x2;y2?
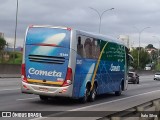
21;25;130;103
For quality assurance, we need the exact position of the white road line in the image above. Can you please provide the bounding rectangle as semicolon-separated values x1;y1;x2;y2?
17;97;39;101
129;82;160;87
69;89;160;111
32;89;160;120
0;88;20;92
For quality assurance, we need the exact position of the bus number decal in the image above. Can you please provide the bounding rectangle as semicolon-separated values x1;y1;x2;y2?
60;53;68;57
76;60;82;64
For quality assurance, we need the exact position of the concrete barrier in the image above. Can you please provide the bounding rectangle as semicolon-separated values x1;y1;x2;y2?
136;70;156;75
0;64;21;78
0;64;157;78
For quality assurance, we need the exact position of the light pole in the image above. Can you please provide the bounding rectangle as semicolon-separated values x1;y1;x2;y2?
152;36;160;65
13;0;19;63
134;27;150;68
89;7;114;33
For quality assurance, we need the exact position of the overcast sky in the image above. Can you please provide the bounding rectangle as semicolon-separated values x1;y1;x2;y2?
1;0;160;48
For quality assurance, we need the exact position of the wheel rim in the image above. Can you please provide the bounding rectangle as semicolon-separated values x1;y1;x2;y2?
92;88;96;99
84;89;89;101
119;84;122;94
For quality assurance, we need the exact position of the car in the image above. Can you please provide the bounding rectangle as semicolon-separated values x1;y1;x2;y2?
128;72;139;84
144;63;154;70
144;66;151;70
154;73;160;80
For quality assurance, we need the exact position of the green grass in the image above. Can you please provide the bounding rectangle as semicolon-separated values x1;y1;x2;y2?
14;52;22;64
0;51;22;64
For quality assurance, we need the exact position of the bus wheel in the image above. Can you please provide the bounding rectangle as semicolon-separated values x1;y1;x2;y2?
115;84;122;96
80;87;89;103
89;84;97;102
39;95;48;101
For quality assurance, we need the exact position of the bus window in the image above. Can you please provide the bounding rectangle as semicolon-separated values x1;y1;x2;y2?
96;41;100;59
77;37;83;57
91;39;96;59
92;39;100;59
84;38;92;59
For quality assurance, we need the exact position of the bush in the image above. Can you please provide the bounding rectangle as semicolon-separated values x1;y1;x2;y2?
10;53;18;59
155;64;160;71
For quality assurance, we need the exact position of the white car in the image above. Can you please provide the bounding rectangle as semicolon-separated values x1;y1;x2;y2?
154;73;160;80
145;66;151;70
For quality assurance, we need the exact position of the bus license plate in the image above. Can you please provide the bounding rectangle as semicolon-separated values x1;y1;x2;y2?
39;87;48;92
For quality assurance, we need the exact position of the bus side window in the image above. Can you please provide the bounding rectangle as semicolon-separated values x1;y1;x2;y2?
96;40;100;59
77;36;83;57
92;39;100;59
84;38;92;59
91;39;96;59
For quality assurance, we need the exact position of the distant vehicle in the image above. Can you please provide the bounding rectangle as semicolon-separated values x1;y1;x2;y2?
144;66;151;70
129;66;134;71
21;25;131;103
154;73;160;80
144;64;152;70
128;72;139;84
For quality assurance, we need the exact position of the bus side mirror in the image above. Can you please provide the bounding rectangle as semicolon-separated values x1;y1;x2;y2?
128;54;134;64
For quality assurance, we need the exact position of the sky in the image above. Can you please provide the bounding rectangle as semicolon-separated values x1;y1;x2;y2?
1;0;160;48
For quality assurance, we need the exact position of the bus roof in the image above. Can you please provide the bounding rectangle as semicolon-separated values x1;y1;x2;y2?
76;29;125;47
28;25;126;47
28;25;70;30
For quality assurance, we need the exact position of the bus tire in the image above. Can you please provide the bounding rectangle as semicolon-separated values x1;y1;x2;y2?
39;95;48;101
80;87;89;103
137;80;139;84
115;83;122;96
88;84;97;102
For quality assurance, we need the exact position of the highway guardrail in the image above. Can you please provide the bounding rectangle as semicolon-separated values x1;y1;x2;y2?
98;98;160;120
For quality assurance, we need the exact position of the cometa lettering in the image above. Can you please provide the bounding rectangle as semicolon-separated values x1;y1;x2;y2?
29;68;62;77
110;64;120;71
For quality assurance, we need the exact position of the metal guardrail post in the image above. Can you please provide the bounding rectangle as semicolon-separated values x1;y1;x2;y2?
111;117;121;120
153;100;160;111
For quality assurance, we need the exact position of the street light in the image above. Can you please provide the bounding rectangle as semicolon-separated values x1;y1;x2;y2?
13;0;19;63
134;27;150;68
152;36;160;65
89;7;114;33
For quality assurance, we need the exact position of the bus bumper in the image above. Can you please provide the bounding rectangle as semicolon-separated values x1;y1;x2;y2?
21;82;73;97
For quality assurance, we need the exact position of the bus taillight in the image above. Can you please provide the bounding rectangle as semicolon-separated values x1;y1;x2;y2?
21;64;28;83
67;27;72;31
29;25;34;28
62;67;72;87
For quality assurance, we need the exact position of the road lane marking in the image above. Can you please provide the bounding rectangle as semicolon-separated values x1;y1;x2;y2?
128;82;160;89
16;82;160;101
17;97;39;101
31;89;160;120
0;88;20;92
69;89;160;111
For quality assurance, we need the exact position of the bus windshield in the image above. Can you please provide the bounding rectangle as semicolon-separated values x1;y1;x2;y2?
26;27;71;48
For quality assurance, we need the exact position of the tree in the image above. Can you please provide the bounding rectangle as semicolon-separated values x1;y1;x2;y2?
145;44;157;64
130;48;150;69
0;37;6;51
150;50;157;62
145;44;156;49
0;37;6;62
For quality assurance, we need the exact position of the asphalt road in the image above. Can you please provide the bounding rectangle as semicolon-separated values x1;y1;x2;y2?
0;74;160;120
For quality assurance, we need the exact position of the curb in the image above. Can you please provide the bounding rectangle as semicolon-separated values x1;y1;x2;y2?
0;74;21;78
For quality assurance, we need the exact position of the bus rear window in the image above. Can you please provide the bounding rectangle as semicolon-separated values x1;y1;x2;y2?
26;27;70;48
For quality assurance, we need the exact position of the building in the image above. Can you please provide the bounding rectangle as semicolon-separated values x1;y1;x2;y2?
0;32;4;38
145;48;157;54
